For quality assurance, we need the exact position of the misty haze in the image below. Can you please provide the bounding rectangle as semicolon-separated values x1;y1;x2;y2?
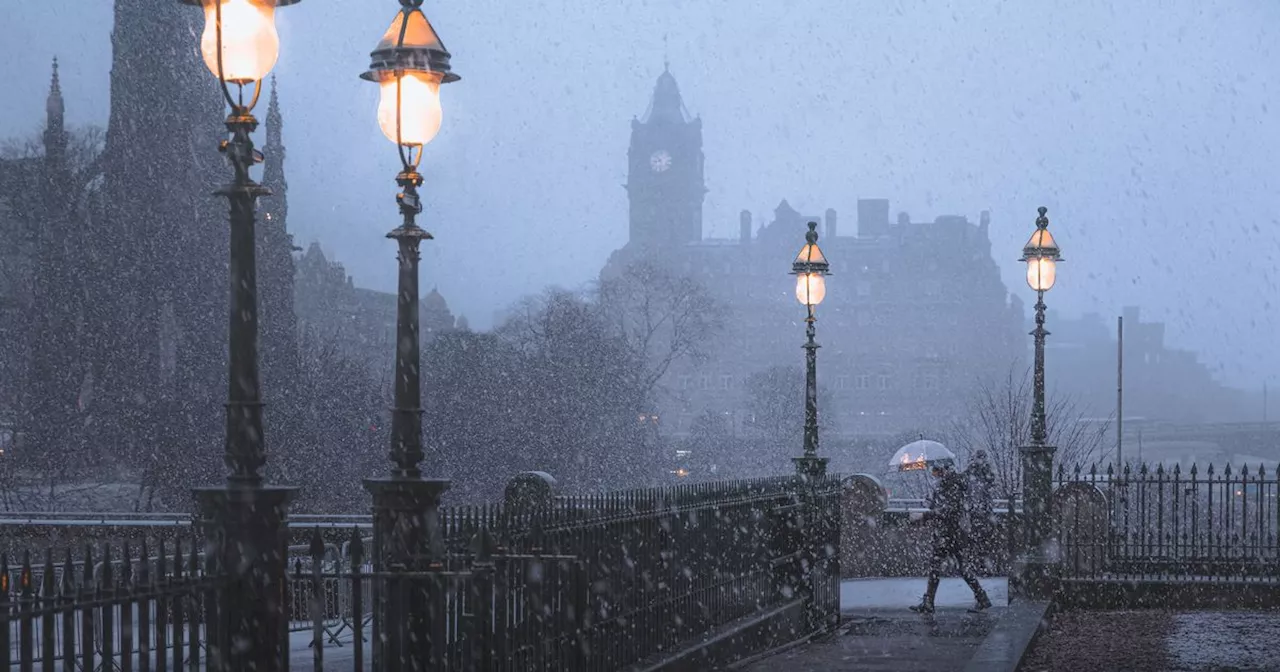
1;1;1278;671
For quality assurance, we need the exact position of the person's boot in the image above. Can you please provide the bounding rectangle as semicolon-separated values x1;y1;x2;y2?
966;578;993;612
910;577;940;614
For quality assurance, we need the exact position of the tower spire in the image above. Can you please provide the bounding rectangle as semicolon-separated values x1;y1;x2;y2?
48;57;63;106
266;74;282;150
44;57;67;158
257;74;299;405
642;65;690;124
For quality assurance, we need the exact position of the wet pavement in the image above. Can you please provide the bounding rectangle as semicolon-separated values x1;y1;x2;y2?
1021;609;1280;672
741;578;1008;671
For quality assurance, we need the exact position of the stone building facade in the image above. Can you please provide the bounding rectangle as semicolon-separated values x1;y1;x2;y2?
293;242;459;380
1048;306;1249;425
603;69;1025;440
0;0;454;469
0;59;461;452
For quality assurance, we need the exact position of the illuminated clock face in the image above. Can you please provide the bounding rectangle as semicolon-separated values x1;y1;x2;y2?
650;150;672;172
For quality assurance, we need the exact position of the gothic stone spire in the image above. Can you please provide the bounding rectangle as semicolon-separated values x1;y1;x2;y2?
257;75;299;406
44;58;67;160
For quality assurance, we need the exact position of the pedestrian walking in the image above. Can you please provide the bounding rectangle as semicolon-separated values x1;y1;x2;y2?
910;461;992;614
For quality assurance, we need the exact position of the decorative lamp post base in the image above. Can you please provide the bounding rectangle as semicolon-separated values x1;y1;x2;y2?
363;477;452;566
1011;555;1062;601
793;455;829;481
1015;441;1059;601
362;476;451;670
193;485;298;671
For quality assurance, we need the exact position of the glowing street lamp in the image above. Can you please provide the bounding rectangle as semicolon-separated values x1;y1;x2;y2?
180;0;300;488
791;222;830;477
359;2;460;667
1017;205;1064;598
362;0;460;168
196;0;289;85
360;0;459;482
1020;206;1062;447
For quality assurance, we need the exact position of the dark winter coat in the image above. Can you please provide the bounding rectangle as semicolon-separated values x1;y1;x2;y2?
924;469;968;542
965;459;996;525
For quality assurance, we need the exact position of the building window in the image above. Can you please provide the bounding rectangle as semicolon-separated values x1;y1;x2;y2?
700;374;712;390
679;375;691;389
877;374;891;390
856;374;871;389
720;374;733;390
924;375;939;390
837;375;850;390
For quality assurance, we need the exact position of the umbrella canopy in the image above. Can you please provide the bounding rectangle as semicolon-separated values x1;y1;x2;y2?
890;439;956;473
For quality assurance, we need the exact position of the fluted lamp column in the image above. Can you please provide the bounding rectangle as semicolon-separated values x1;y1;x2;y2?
180;0;303;669
360;1;460;669
1015;205;1063;600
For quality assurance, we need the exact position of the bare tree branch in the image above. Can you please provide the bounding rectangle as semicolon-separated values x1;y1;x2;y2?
595;260;727;404
949;363;1113;499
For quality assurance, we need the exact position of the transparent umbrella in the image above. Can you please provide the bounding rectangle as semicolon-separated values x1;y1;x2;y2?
890;437;957;473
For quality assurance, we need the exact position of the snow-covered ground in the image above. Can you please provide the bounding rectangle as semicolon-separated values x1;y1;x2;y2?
289;628;364;671
841;576;1009;610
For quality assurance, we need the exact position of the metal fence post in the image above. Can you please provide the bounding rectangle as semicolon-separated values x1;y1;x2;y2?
350;528;365;671
470;527;497;671
18;551;33;669
310;528;325;671
0;554;9;667
41;550;55;667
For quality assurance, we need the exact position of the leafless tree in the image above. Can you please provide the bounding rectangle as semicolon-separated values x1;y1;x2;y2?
0;124;107;191
595;260;727;403
947;365;1113;500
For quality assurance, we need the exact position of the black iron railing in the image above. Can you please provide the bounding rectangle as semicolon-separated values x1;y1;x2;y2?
4;475;841;670
278;475;842;671
1;538;217;669
1055;462;1280;581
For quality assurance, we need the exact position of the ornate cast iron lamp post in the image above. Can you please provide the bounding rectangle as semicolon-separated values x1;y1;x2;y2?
360;1;459;668
789;221;838;634
179;0;301;668
791;221;829;479
1017;205;1062;597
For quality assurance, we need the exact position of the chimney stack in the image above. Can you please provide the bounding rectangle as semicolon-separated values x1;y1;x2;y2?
825;208;837;239
856;199;890;238
740;210;752;242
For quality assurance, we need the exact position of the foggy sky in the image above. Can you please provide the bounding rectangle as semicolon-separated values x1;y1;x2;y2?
2;0;1278;388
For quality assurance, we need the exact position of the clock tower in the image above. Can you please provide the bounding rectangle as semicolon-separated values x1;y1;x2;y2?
626;65;706;251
